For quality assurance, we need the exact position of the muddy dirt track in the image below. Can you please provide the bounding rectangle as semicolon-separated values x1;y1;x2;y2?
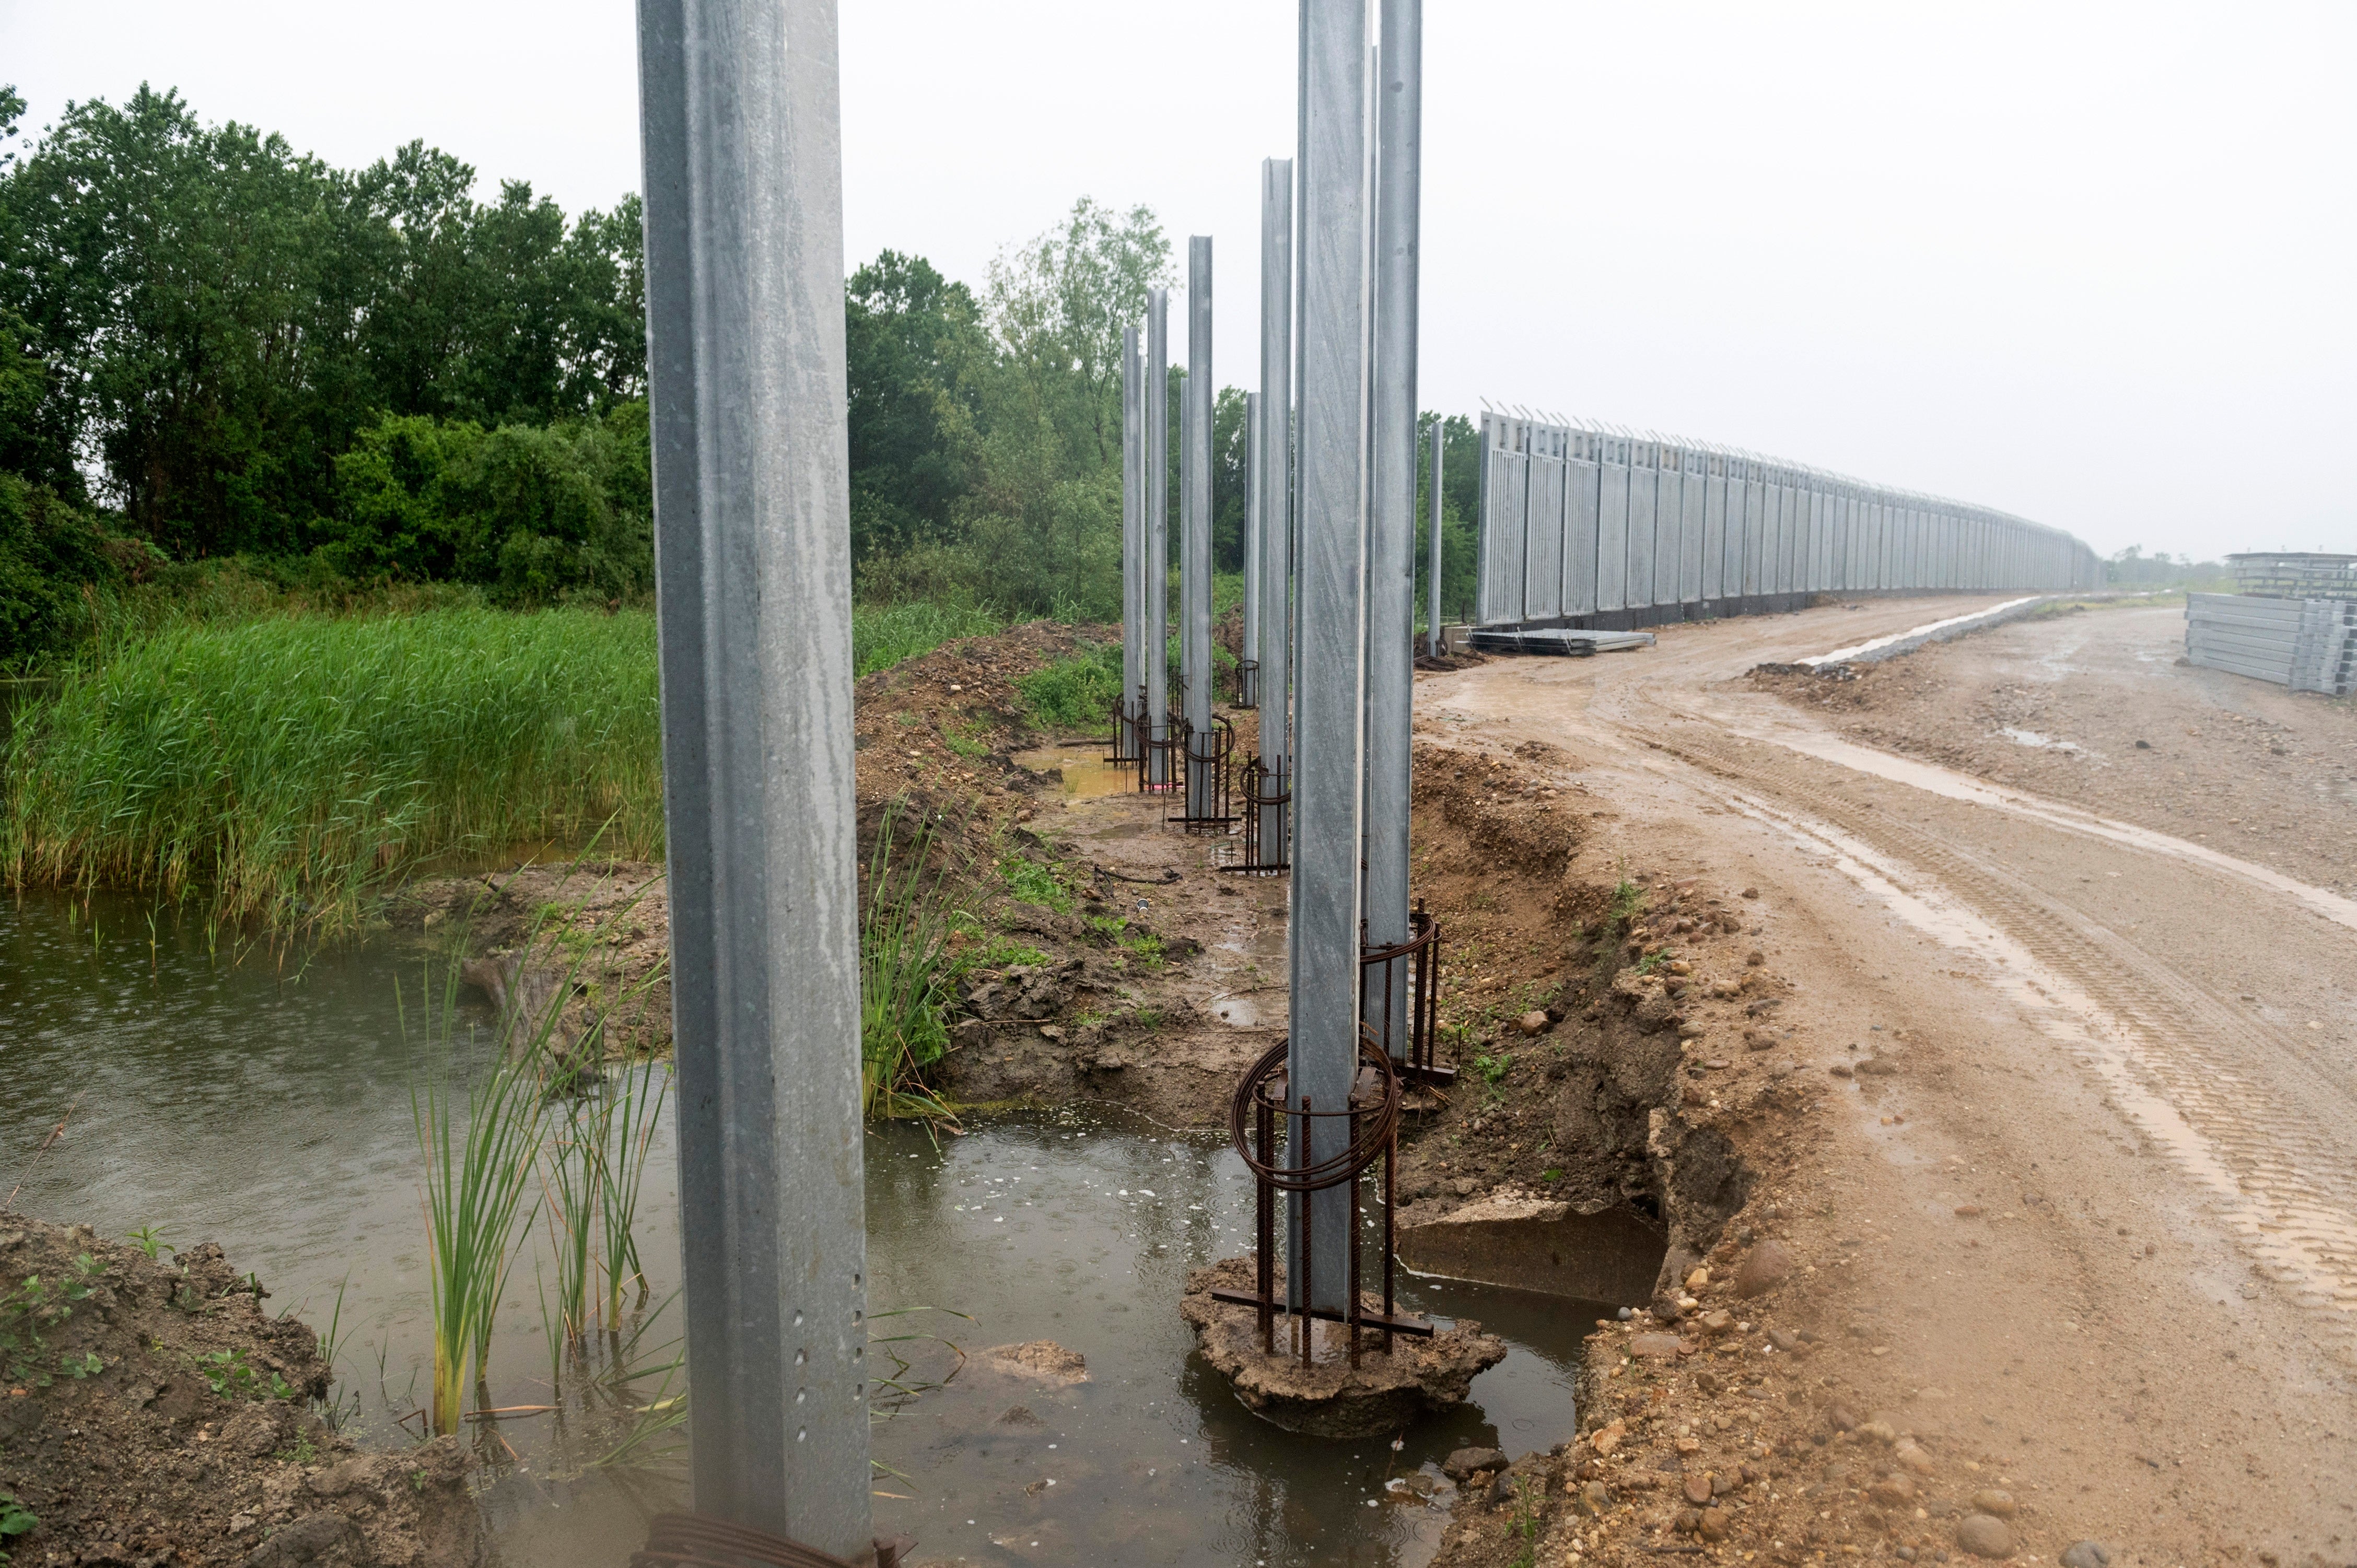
1416;596;2357;1561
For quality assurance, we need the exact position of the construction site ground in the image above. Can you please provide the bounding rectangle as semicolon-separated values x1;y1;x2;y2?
1406;595;2357;1568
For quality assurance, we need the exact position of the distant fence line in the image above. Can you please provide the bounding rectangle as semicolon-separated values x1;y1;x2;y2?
1473;412;2102;630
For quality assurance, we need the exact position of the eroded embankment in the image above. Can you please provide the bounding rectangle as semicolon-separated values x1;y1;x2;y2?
0;1215;482;1567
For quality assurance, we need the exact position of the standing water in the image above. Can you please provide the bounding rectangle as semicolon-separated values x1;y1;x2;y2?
1;893;1598;1566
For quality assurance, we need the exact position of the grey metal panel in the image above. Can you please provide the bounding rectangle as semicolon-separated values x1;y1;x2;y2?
1481;436;1529;624
1701;464;1728;605
1597;440;1630;612
1565;434;1601;617
1678;452;1706;605
1653;457;1684;610
1742;473;1767;598
1772;482;1797;596
1524;440;1565;622
1625;443;1658;611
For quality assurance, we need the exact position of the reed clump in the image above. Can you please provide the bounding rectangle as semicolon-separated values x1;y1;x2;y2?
3;606;663;935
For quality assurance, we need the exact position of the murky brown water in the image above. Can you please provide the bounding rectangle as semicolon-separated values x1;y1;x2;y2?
1;893;1597;1565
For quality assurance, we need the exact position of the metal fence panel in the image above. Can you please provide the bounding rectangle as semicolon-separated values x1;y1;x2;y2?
1565;431;1601;617
1701;459;1728;605
1597;439;1630;613
1625;442;1658;612
1524;433;1565;622
1679;451;1707;605
1653;454;1684;611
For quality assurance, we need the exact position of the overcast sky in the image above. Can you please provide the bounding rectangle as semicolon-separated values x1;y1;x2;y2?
7;1;2352;561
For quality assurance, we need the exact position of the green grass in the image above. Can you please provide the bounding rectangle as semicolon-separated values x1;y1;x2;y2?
1018;639;1124;731
860;802;962;1121
4;606;664;935
851;600;1003;677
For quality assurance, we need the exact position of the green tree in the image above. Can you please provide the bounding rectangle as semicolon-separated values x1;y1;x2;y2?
844;250;986;563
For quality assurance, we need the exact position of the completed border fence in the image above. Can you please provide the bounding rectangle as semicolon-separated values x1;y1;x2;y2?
1474;412;2101;630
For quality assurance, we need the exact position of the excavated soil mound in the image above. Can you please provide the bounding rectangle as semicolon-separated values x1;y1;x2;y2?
0;1213;482;1567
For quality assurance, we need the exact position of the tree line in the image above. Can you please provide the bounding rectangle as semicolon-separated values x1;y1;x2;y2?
0;84;1479;668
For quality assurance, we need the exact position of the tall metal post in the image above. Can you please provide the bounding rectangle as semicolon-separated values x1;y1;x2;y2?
1146;289;1171;785
1184;237;1216;817
636;0;869;1551
1363;0;1421;1063
1258;158;1294;861
1178;364;1195;751
1289;0;1367;1316
1121;326;1144;748
1426;417;1445;654
1243;391;1260;707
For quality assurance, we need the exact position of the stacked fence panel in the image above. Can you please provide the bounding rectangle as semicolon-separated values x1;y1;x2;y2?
1473;410;2101;628
2185;593;2357;696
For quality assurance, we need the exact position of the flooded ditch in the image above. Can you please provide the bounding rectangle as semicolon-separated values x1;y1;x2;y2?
2;891;1605;1566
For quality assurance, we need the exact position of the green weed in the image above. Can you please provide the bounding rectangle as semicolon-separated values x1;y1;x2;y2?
124;1225;171;1260
1473;1050;1512;1090
409;962;547;1435
1018;640;1124;732
850;600;1003;677
998;853;1076;914
860;801;963;1121
3;606;663;935
0;1490;36;1562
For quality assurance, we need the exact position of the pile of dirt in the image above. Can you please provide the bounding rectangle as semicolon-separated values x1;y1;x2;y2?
0;1213;482;1567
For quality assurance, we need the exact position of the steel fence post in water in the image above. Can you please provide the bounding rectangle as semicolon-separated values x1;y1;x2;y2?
1184;237;1216;816
1146;288;1172;786
635;0;870;1552
1363;0;1421;1063
1290;0;1367;1316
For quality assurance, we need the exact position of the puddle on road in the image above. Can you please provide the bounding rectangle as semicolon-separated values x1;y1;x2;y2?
1996;727;2087;755
1211;994;1268;1027
1013;745;1137;801
2;894;1591;1567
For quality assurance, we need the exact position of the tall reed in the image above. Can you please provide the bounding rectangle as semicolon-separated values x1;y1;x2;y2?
3;606;663;935
859;801;962;1121
850;600;1002;677
408;962;546;1437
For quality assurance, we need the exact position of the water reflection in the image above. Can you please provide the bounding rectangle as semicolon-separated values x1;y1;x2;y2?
0;895;1595;1566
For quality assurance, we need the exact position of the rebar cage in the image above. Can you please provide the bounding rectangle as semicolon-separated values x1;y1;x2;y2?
1360;903;1450;1084
1136;703;1186;794
1217;1032;1433;1366
1167;713;1238;832
1223;754;1291;875
1106;685;1146;768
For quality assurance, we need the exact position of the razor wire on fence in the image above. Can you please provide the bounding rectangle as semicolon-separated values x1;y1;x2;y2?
1471;412;2102;630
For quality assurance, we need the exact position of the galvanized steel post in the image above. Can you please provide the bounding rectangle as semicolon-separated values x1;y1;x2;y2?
1244;390;1261;707
1364;0;1421;1060
635;0;869;1549
1257;158;1294;857
1290;0;1367;1315
1122;326;1144;745
1185;237;1216;816
1146;288;1171;785
1427;417;1445;653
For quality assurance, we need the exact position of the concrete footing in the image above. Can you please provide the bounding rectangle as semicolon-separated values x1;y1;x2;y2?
1179;1257;1507;1438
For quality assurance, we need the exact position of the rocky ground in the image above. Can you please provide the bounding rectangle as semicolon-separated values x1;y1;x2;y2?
0;1213;482;1567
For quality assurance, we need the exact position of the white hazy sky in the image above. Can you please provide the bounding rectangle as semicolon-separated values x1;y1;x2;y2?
7;1;2352;562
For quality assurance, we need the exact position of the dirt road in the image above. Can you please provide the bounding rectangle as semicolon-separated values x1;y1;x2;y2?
1419;597;2357;1561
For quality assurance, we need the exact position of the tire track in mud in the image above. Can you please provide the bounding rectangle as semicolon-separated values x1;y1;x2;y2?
1632;718;2357;1354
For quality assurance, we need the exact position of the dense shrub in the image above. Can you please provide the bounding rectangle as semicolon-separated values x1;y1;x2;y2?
0;474;125;669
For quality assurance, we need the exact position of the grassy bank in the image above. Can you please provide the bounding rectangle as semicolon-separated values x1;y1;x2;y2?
4;607;665;934
2;595;1056;935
